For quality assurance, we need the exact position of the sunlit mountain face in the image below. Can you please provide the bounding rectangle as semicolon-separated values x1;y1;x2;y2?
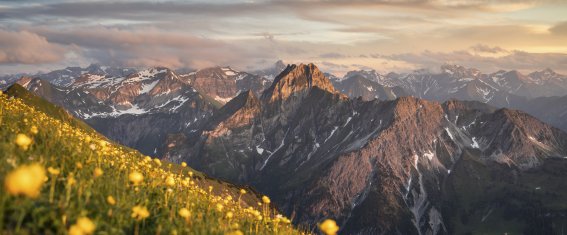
2;1;567;234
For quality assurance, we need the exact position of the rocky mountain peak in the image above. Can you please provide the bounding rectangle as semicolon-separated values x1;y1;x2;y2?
542;68;556;74
193;66;239;79
391;96;441;118
529;68;563;81
344;70;381;81
15;76;35;89
204;90;261;138
274;60;286;70
85;63;106;74
261;63;338;102
440;64;481;78
223;90;259;112
503;70;526;79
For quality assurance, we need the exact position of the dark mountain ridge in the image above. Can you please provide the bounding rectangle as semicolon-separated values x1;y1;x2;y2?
164;63;567;234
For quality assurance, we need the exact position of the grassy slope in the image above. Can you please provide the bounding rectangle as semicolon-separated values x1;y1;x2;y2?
0;88;303;234
4;84;94;132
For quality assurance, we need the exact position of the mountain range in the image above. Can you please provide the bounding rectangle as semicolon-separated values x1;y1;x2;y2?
3;62;567;234
334;65;567;101
332;64;567;132
10;64;276;157
164;63;567;234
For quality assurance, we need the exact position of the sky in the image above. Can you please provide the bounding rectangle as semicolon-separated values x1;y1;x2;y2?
0;0;566;76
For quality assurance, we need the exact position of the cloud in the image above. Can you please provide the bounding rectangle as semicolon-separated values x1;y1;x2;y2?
319;52;348;58
0;1;276;21
549;21;567;36
470;44;508;54
27;26;283;69
383;49;567;74
0;29;67;64
320;61;349;69
261;32;276;41
0;0;565;75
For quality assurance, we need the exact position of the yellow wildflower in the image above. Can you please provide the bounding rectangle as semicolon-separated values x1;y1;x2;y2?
131;206;150;221
252;210;261;217
128;171;144;185
107;196;116;205
181;162;187;167
30;125;38;135
67;175;77;186
98;140;107;148
226;211;234;219
47;167;60;175
4;163;46;198
226;230;244;235
179;208;191;218
262;196;271;204
165;176;175;187
93;168;104;178
153;158;162;166
239;189;246;195
15;133;32;150
216;203;224;212
319;219;339;235
76;217;96;234
68;225;83;235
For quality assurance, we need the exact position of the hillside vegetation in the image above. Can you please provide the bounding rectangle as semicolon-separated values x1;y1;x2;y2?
0;86;305;234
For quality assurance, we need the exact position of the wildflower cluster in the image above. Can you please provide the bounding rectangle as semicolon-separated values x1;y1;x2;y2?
0;91;304;234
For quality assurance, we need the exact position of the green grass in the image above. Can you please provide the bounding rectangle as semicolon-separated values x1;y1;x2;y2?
0;89;305;234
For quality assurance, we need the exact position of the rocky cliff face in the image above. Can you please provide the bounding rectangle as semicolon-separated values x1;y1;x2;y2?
180;66;270;104
262;63;339;102
166;63;567;234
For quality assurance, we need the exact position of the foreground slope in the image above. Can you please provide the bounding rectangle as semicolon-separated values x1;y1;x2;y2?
0;87;301;234
167;63;567;234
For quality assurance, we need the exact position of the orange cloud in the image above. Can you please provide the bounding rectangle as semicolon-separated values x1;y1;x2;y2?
0;29;67;64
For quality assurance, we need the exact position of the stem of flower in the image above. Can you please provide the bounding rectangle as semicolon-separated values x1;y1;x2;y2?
49;176;56;203
134;221;139;235
0;193;7;230
15;206;25;232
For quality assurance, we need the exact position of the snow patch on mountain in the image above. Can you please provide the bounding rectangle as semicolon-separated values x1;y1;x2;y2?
140;80;160;94
214;96;234;103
